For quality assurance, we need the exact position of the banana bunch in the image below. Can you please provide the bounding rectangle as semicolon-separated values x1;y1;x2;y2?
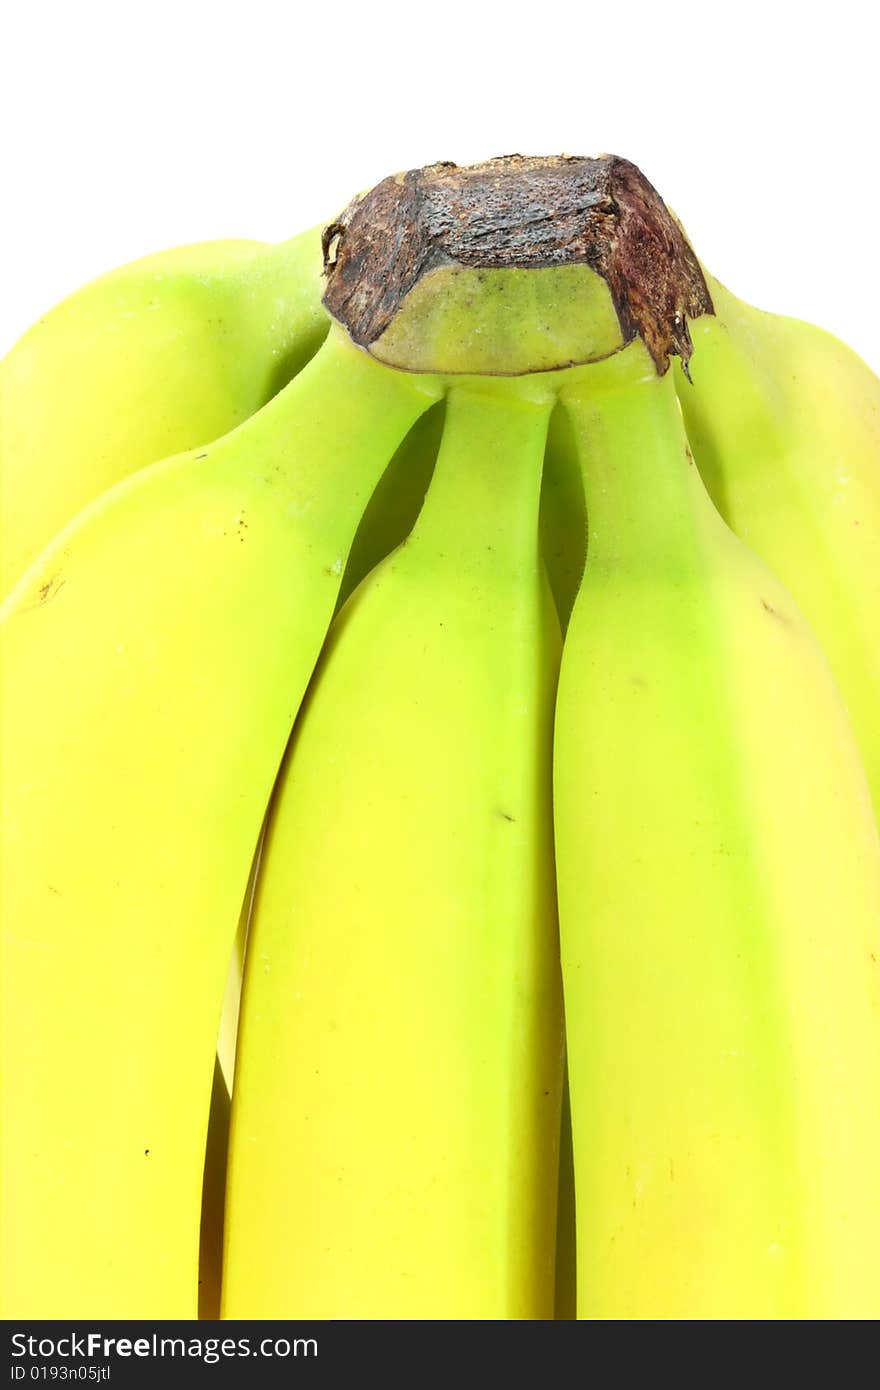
1;154;879;1322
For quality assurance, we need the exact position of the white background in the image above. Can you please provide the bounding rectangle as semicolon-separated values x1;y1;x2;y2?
2;1;878;372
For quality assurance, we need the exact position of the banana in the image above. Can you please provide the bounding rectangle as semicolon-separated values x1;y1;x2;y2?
222;381;565;1319
674;274;880;825
1;227;328;1098
1;227;327;595
0;327;440;1319
553;343;880;1319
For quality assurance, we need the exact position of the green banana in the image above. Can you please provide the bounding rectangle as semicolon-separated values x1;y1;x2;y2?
674;275;880;824
2;229;328;1090
554;343;880;1318
0;328;440;1318
0;227;327;596
222;382;564;1318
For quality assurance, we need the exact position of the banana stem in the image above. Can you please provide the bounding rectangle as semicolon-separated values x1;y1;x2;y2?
560;356;709;572
203;326;443;551
407;383;553;569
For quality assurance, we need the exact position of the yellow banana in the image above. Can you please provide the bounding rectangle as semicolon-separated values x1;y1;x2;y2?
222;381;564;1319
0;227;327;595
675;275;880;824
217;397;447;1089
213;402;447;1089
554;343;880;1319
0;328;440;1318
3;228;328;1093
5;149;879;1324
1;225;442;1095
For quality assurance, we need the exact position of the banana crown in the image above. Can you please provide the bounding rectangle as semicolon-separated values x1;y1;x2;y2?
322;154;714;377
